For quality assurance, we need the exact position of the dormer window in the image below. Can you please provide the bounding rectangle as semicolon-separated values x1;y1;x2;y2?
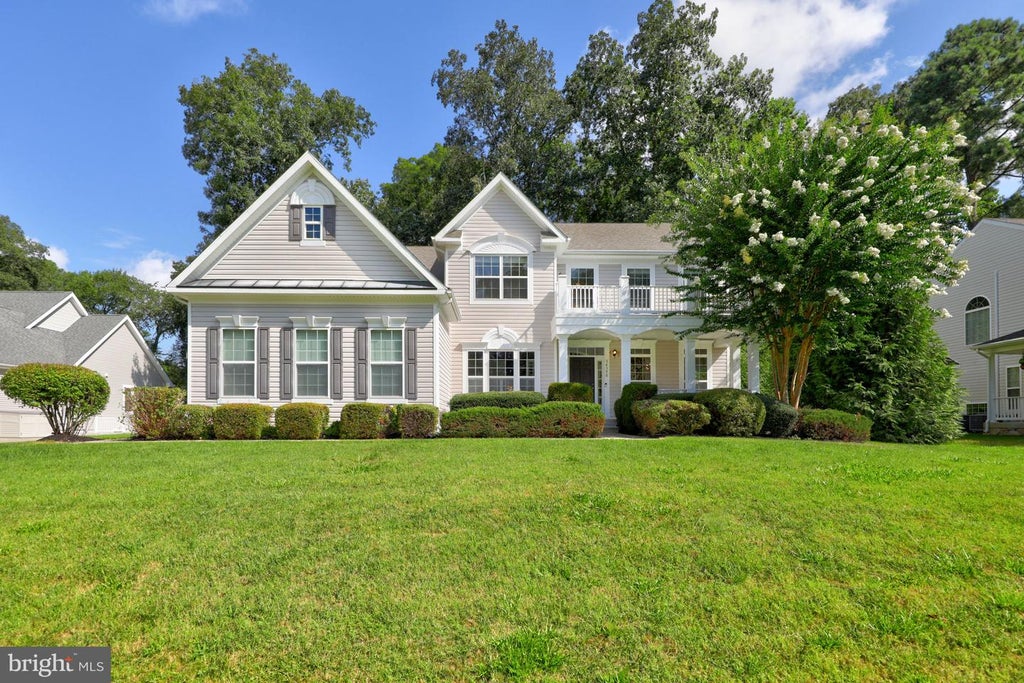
304;207;322;240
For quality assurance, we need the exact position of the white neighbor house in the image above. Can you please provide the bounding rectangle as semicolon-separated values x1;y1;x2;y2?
0;291;172;437
166;152;759;422
933;217;1024;434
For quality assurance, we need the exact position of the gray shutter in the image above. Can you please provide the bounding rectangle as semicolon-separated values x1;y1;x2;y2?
257;327;270;400
355;327;368;400
206;328;219;400
280;328;293;400
405;328;417;401
324;205;336;241
289;205;302;241
330;327;343;400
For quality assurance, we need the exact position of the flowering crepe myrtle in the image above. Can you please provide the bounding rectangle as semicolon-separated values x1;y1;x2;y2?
667;107;977;406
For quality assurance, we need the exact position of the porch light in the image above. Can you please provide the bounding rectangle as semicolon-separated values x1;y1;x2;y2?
611;349;618;358
1019;353;1024;370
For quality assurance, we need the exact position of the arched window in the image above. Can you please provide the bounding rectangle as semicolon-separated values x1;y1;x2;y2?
965;296;990;345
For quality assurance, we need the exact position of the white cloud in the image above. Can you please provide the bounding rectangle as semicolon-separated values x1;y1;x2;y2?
45;245;70;270
703;0;895;111
800;56;889;119
144;0;246;23
129;251;175;287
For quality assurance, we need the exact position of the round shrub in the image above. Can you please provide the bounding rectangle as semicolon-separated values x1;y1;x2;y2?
632;399;710;436
449;391;547;411
797;408;872;442
546;382;593;402
614;382;658;434
339;403;393;439
167;404;214;440
756;393;799;438
693;388;766;437
396;404;439;438
654;392;696;402
212;403;273;440
440;406;519;438
275;403;330;440
522;401;605;437
0;363;110;437
124;387;185;439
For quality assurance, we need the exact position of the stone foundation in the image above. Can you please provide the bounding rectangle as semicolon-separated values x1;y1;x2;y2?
986;421;1024;436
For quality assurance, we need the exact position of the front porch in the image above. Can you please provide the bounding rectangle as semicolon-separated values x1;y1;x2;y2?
971;329;1024;433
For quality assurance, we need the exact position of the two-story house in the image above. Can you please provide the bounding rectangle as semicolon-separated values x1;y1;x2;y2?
933;217;1024;434
167;153;758;422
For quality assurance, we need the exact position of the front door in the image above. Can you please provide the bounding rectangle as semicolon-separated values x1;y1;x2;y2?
569;356;596;402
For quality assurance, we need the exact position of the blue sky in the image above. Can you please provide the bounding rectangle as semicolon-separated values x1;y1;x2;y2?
1;0;1020;285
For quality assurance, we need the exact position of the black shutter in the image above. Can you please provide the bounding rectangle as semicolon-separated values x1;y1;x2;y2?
330;327;343;400
280;328;293;400
355;328;368;400
405;328;417;401
206;328;219;400
324;205;336;241
289;205;302;241
257;327;270;400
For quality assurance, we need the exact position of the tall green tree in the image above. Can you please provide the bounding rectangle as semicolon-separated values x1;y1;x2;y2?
432;20;575;217
0;215;62;291
564;0;773;222
179;48;375;250
826;83;889;122
894;18;1024;204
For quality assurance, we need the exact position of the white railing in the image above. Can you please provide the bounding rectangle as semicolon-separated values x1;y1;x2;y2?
557;277;689;315
993;396;1022;421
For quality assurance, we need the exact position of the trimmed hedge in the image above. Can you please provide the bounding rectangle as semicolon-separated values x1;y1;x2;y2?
449;391;547;411
653;392;696;402
212;404;273;440
756;393;799;438
396;404;439;438
693;388;766;437
323;420;341;439
0;363;110;437
614;383;658;434
339;403;392;439
166;404;214;440
124;387;185;439
632;399;710;436
440;401;604;438
798;408;873;442
275;403;330;440
546;382;593;402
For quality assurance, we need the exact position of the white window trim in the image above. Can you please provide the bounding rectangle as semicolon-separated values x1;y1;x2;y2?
463;345;540;393
368;324;406;401
1006;364;1021;398
629;341;656;384
300;205;325;246
293;321;331;400
623;264;655;310
568;264;599;310
470;253;534;304
693;345;710;391
964;296;991;346
215;315;260;401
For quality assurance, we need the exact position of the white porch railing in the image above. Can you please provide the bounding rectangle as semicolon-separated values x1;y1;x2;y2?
993;396;1022;421
558;279;691;314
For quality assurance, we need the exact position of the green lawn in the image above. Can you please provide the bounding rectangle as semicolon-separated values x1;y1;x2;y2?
1;436;1022;681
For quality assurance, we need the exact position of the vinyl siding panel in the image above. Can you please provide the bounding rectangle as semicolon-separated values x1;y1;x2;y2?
205;197;422;282
189;302;436;418
437;316;452;409
655;340;681;390
35;299;83;331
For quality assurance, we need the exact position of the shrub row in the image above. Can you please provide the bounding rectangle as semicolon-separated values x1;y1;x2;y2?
797;408;872;442
449;391;547;411
546;382;593;402
441;401;604;438
614;383;659;434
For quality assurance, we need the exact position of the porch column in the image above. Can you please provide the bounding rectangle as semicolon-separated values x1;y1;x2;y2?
728;340;741;389
557;274;568;313
684;337;696;392
620;335;632;386
557;335;570;383
986;352;997;432
747;341;761;393
619;275;631;313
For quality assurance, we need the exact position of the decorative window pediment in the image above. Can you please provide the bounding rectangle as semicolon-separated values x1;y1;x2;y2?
468;232;534;255
289;178;336;206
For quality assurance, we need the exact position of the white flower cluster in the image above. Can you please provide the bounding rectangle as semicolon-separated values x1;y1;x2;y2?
792;179;806;194
849;271;870;284
866;156;879;169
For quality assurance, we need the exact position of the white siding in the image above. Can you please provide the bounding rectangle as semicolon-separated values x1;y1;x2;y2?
189;301;437;418
206;197;422;283
80;324;168;433
437;316;452;409
35;299;83;332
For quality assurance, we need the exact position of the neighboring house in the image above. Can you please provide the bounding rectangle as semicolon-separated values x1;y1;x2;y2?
933;217;1024;434
166;152;758;422
0;291;172;437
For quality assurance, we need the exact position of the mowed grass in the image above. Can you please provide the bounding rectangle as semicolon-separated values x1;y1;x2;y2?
1;436;1022;681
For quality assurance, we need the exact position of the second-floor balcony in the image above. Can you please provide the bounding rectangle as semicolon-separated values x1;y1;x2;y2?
556;275;702;316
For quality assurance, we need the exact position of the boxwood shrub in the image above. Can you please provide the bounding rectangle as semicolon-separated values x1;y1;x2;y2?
396;404;439;438
212;404;273;440
440;401;604;438
693;388;766;437
797;408;872;442
632;399;710;436
448;391;547;411
166;404;214;440
756;393;799;438
339;403;393;439
614;382;658;434
124;387;185;439
440;406;519;438
275;403;330;440
546;382;593;402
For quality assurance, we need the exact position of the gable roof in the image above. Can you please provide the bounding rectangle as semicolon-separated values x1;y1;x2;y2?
0;291;76;326
167;152;446;293
557;223;674;253
432;173;568;245
405;246;444;280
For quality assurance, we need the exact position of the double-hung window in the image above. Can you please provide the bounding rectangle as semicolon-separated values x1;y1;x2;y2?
222;329;255;397
370;329;404;398
466;350;536;392
304;206;323;240
694;348;709;391
1008;366;1021;399
630;347;653;383
295;329;329;397
570;267;595;309
474;255;528;300
627;267;652;310
965;296;990;345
